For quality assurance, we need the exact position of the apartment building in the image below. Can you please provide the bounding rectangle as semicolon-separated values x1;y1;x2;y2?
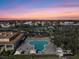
0;31;24;51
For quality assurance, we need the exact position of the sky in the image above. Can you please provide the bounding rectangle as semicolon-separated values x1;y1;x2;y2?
0;0;79;20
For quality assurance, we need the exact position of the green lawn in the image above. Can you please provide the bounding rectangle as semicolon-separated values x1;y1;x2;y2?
2;54;79;59
67;53;79;59
71;54;79;59
5;55;58;59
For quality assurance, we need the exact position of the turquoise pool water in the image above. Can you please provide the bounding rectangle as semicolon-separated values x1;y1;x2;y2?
30;40;48;52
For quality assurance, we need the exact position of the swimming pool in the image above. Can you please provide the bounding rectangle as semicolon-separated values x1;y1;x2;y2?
30;40;48;53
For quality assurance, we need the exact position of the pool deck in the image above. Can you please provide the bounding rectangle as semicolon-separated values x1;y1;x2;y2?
27;37;50;40
15;37;57;55
16;42;35;54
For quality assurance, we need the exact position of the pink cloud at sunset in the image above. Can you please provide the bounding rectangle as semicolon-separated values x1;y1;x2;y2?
0;6;79;20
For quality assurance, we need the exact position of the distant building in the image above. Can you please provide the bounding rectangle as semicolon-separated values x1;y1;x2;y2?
0;32;24;51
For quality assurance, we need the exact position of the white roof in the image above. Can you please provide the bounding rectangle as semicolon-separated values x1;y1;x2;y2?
57;47;63;53
30;50;36;54
14;51;21;55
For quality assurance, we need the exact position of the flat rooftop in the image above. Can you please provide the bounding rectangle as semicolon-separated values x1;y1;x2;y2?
0;32;17;39
0;32;24;45
0;34;23;45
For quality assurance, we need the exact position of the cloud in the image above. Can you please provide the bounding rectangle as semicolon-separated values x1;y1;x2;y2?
0;6;79;20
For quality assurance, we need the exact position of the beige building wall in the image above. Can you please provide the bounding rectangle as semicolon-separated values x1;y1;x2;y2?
0;38;10;42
